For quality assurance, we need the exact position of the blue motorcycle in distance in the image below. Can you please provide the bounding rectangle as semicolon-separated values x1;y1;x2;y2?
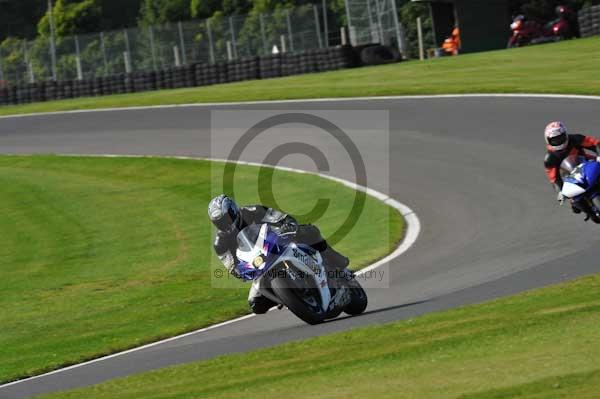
561;159;600;223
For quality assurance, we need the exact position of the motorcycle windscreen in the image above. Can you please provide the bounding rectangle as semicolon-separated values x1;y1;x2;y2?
560;155;587;175
561;181;587;199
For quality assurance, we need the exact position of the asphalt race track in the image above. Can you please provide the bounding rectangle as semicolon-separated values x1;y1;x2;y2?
2;95;600;398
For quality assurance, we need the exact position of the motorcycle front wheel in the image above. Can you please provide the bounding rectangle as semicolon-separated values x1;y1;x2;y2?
271;276;325;325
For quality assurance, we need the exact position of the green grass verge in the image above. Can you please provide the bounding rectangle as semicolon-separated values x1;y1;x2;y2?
1;37;600;117
35;272;600;399
0;155;403;383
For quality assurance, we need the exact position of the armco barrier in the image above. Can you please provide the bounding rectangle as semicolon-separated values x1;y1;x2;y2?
579;5;600;37
0;45;398;106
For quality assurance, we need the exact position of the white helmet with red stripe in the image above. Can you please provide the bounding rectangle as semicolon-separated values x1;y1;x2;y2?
544;121;569;151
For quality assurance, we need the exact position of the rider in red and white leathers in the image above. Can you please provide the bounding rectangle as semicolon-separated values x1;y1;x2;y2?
543;121;600;216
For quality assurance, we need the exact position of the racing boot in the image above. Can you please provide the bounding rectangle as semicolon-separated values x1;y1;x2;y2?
321;246;350;271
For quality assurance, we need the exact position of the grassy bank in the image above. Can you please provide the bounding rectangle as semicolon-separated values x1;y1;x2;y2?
1;37;600;117
0;155;403;383
36;272;600;399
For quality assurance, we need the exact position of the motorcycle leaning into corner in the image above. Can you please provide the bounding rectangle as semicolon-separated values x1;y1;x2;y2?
234;223;368;324
560;157;600;223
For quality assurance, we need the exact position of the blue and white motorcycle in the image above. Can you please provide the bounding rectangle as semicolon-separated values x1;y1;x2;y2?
235;223;368;324
561;158;600;223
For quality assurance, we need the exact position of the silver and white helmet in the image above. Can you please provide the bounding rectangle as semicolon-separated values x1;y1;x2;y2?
208;194;240;231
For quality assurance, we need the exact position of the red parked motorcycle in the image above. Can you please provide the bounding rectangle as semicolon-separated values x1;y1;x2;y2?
507;6;577;48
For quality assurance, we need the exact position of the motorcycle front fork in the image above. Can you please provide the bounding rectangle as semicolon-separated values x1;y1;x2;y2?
574;198;600;223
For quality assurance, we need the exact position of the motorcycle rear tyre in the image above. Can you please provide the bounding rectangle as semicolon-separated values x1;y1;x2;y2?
343;278;368;315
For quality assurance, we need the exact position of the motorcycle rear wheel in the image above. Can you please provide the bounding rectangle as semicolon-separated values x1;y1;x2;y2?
343;278;368;315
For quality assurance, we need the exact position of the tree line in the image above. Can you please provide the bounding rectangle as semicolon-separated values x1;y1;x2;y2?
1;0;595;42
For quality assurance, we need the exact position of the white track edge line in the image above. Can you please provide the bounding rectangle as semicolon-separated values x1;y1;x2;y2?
0;153;421;389
1;93;600;120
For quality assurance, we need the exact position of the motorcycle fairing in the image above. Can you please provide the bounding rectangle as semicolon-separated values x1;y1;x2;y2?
562;161;600;200
235;223;332;311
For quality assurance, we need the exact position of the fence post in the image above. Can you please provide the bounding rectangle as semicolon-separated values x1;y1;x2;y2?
341;27;348;45
0;47;4;82
259;13;268;55
280;35;287;53
148;26;158;70
23;41;35;83
366;0;378;43
313;5;323;48
206;20;216;64
173;46;181;66
322;0;329;47
178;21;187;65
417;17;425;61
123;29;132;72
343;0;354;45
390;0;407;58
229;17;238;59
75;35;83;80
375;0;385;45
100;32;109;74
47;0;58;81
226;41;233;61
123;51;132;73
286;10;295;52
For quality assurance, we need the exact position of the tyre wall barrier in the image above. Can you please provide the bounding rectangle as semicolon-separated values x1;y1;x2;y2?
0;45;387;106
360;45;402;66
579;5;600;38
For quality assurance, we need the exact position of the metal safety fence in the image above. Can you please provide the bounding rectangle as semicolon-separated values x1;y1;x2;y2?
0;3;344;86
344;0;407;56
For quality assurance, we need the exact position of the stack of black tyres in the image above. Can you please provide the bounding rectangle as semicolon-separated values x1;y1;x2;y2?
259;54;282;79
44;81;56;101
9;86;18;104
194;63;213;86
171;67;186;89
15;85;28;104
0;45;366;106
92;77;103;96
217;62;230;84
164;68;175;89
0;86;7;106
579;6;600;37
298;50;317;74
281;53;302;76
113;74;127;94
337;45;361;69
359;44;401;66
62;80;73;99
155;69;166;90
228;57;259;82
182;65;197;87
313;48;331;72
132;72;144;92
226;59;242;82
